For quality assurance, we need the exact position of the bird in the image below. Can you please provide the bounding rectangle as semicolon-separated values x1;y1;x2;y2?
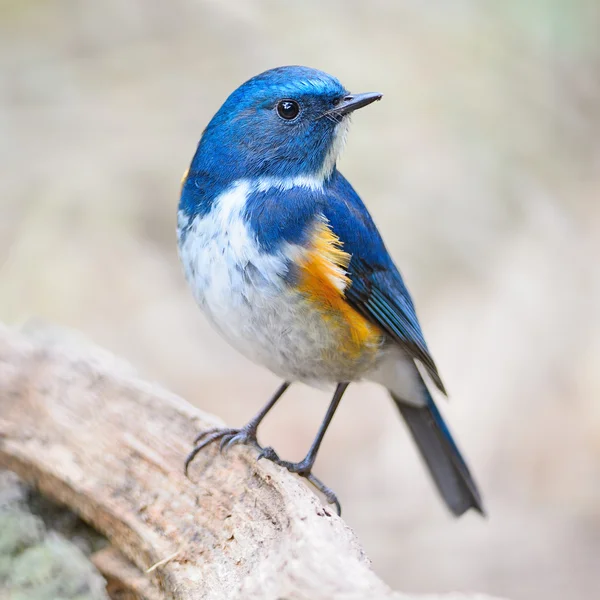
178;65;483;517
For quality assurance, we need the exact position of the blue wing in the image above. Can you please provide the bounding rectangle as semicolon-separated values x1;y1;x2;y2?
322;171;446;394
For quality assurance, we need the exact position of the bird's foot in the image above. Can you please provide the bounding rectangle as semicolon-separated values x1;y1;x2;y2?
257;446;310;474
257;447;342;515
184;425;261;476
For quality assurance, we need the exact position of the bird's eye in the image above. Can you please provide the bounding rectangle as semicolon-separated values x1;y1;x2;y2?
276;99;300;120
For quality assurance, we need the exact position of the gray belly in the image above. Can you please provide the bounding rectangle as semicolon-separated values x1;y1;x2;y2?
198;268;381;384
181;254;378;384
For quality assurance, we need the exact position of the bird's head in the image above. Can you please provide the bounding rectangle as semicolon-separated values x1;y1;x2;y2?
191;66;381;184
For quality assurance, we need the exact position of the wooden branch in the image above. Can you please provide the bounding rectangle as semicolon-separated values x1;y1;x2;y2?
91;546;163;600
0;324;503;600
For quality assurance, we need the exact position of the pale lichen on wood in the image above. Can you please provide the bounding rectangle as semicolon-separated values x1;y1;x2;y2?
0;470;109;600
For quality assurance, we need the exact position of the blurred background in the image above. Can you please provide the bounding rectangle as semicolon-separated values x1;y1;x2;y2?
1;1;599;598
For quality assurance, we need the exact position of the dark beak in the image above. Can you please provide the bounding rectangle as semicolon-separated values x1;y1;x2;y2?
330;92;383;117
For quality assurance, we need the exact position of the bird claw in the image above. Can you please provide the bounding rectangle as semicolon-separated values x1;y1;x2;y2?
185;426;260;476
256;448;342;516
193;426;231;445
306;473;342;516
256;446;280;463
257;447;310;475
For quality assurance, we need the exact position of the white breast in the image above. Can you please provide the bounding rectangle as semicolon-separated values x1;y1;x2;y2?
178;181;290;364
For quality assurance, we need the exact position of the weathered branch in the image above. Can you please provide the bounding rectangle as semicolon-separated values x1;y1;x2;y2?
0;324;503;599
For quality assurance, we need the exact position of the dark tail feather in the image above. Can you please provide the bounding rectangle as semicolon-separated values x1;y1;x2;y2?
392;392;485;517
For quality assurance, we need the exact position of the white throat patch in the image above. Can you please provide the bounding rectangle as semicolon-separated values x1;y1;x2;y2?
319;119;350;180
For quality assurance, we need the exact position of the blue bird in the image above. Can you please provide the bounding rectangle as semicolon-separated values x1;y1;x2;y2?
179;66;483;517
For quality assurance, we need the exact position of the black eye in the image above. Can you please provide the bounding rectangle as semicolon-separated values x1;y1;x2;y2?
277;99;300;120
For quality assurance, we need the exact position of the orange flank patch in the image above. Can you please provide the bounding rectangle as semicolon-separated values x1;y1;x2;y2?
296;218;383;359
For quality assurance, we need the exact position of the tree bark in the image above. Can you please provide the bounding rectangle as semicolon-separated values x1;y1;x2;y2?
0;324;503;600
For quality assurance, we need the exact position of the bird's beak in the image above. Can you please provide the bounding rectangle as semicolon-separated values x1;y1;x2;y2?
330;92;383;117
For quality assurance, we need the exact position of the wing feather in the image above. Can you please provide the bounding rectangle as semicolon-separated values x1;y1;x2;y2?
323;172;446;394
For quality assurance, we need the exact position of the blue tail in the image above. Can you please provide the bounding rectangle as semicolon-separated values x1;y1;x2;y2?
392;387;484;517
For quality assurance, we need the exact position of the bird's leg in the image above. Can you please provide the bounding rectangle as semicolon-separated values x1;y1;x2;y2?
259;383;349;475
184;381;290;475
258;382;349;515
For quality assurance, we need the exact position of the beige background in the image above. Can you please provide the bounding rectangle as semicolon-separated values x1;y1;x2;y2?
1;1;599;598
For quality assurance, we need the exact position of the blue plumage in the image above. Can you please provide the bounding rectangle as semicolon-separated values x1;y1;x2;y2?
243;185;321;252
179;66;483;517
